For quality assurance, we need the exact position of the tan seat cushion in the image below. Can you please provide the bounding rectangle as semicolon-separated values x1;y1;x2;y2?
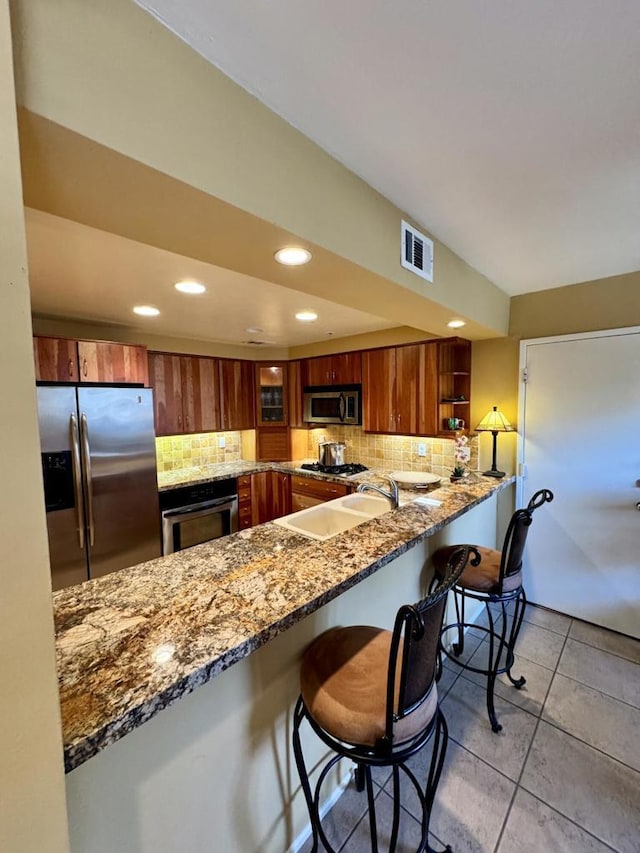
434;545;522;594
300;625;438;748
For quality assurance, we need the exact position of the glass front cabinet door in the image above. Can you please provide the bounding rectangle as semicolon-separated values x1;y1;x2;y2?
255;363;288;427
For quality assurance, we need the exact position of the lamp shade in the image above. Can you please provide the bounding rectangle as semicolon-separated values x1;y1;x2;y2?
475;406;514;433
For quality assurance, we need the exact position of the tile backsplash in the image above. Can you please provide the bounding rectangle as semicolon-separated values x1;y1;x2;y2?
155;432;243;472
155;426;477;478
305;426;478;478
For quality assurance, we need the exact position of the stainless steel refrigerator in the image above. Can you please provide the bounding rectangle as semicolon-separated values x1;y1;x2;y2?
37;386;161;590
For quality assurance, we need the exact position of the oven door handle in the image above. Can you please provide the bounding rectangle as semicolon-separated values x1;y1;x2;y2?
161;496;237;521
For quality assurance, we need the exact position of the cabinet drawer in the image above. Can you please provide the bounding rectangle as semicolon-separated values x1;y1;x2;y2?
239;503;252;519
239;515;252;530
290;475;349;500
238;486;252;502
291;493;325;512
237;475;251;488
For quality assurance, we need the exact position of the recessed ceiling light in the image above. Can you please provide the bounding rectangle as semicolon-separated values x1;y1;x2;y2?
174;280;206;295
275;247;312;266
447;319;466;329
295;310;318;322
133;305;160;317
245;327;264;334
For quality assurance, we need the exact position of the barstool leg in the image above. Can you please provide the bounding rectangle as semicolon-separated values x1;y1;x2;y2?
364;765;379;853
292;697;320;853
485;603;504;733
452;590;465;656
505;588;527;689
389;764;401;852
424;709;452;853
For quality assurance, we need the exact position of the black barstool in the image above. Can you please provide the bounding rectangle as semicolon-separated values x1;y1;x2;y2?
292;546;478;853
433;488;553;732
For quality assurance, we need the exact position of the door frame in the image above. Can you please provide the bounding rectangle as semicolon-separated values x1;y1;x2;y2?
517;324;640;506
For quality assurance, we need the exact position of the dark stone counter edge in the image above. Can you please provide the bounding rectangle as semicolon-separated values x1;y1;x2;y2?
64;478;514;773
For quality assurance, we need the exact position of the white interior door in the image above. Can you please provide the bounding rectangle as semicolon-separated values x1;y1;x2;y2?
519;328;640;638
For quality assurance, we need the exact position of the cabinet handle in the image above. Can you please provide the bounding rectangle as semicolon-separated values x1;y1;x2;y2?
68;359;74;378
82;358;88;377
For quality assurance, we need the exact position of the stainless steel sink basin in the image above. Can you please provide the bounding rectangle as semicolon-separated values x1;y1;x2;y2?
273;493;390;541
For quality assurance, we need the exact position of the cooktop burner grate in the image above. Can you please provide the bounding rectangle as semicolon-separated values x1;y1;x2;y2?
299;462;369;477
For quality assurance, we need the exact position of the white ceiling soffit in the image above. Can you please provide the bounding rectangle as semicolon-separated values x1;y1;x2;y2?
25;209;396;347
138;0;640;295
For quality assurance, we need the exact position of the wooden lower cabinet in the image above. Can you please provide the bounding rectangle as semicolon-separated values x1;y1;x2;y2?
237;475;253;530
250;471;291;526
290;475;351;512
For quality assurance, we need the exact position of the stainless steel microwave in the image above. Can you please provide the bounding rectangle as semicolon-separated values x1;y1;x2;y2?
303;385;361;425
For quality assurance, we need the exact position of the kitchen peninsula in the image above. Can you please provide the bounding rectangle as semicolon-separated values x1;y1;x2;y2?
58;468;514;853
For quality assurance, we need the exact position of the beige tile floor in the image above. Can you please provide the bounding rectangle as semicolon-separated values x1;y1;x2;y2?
298;604;640;852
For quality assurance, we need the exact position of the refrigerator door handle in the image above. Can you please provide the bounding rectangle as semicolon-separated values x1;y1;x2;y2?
80;413;96;548
69;414;85;550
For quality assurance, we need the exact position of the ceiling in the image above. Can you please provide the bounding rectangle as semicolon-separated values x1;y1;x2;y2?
138;0;640;295
25;208;396;347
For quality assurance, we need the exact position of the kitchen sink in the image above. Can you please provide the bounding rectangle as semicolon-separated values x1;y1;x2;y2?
273;493;391;541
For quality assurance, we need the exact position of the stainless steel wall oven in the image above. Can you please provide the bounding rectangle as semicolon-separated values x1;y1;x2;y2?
159;479;238;555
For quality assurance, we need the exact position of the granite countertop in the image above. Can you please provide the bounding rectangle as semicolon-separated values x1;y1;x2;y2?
54;468;515;772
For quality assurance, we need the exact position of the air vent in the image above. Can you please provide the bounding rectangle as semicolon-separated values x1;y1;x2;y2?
401;220;433;282
244;339;268;346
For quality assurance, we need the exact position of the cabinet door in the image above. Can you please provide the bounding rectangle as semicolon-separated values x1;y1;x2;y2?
256;427;290;461
417;342;439;436
33;337;79;382
219;360;256;431
394;344;422;435
148;352;183;435
287;361;305;428
303;355;333;386
333;351;362;385
250;471;271;526
362;348;396;433
255;363;288;426
271;472;291;519
78;341;149;385
181;356;220;434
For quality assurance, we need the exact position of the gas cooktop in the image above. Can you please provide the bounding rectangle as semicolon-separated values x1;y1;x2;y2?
298;462;369;479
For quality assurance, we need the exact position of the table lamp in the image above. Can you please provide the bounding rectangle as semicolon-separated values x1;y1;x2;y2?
475;406;514;478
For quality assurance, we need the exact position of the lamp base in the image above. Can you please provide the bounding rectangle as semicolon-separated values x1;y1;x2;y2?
482;469;506;479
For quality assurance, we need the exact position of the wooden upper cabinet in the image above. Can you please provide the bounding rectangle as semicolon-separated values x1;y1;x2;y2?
394;344;422;435
287;360;305;428
33;337;79;382
303;352;362;386
148;352;221;435
255;362;288;427
219;359;255;431
181;356;220;434
362;347;396;433
362;342;440;436
33;336;148;385
148;352;183;435
77;341;149;385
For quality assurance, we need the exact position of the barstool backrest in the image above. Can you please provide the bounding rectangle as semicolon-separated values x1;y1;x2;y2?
498;488;554;593
381;545;480;750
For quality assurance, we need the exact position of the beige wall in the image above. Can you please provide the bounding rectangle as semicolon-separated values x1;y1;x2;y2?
12;0;509;341
0;2;69;850
510;270;640;339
